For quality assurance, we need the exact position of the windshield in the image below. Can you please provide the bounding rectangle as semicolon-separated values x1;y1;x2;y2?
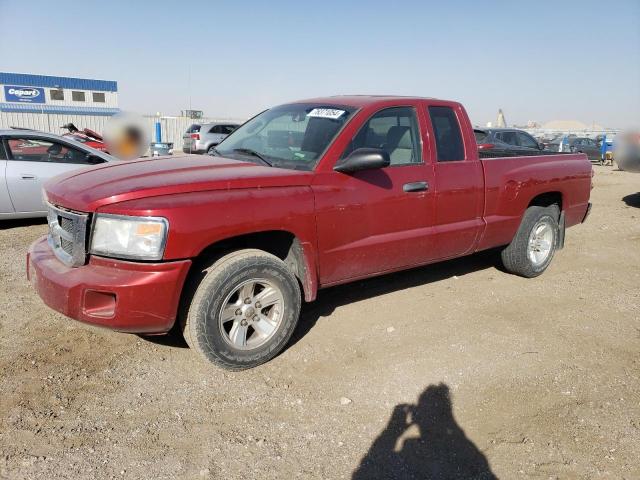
214;103;356;170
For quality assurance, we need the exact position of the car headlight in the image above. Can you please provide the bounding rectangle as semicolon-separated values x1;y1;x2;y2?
90;214;168;260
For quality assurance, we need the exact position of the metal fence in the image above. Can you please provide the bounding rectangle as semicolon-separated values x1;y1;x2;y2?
0;112;246;152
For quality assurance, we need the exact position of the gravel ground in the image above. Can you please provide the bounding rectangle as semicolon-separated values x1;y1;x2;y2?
1;165;639;480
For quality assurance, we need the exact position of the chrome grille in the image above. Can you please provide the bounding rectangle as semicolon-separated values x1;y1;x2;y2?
47;203;89;267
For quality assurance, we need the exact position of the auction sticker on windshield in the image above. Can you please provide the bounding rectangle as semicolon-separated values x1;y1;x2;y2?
307;108;346;120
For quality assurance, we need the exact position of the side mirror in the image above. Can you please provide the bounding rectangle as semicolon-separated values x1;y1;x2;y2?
334;148;390;173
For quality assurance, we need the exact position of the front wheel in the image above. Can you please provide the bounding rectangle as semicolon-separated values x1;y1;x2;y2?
181;249;301;370
501;205;559;278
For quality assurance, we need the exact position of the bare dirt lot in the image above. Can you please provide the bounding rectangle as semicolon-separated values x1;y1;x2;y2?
1;165;639;480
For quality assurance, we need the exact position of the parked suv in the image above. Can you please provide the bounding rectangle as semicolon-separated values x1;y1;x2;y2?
567;137;601;162
182;123;240;154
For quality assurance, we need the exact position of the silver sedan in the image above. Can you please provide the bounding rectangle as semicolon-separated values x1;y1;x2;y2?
0;129;115;219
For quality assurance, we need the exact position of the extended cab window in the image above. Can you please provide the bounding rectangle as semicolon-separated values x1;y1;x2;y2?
215;103;355;171
428;106;465;162
5;138;97;165
342;107;422;166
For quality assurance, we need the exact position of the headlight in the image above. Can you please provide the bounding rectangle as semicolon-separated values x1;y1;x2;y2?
90;214;168;260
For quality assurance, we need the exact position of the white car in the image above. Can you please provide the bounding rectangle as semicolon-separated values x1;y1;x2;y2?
0;129;115;219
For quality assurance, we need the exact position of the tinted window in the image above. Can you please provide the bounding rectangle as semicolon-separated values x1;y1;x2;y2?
474;130;488;142
6;138;94;164
220;125;237;134
210;124;238;134
342;107;421;166
186;124;201;133
498;131;517;145
428;106;465;162
71;91;85;102
517;132;539;149
50;89;64;101
92;92;105;103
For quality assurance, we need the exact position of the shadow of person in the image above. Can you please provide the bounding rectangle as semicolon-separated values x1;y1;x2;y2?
353;383;497;480
622;192;640;208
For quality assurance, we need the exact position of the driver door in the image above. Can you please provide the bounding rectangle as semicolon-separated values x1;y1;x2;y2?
4;136;99;213
312;106;436;285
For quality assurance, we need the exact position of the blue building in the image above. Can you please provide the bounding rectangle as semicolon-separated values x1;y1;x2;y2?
0;72;119;116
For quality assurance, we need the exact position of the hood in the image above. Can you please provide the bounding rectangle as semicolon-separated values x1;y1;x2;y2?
45;155;313;212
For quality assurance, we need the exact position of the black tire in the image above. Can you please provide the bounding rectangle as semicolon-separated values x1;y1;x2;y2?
501;205;559;278
207;145;217;155
181;249;301;370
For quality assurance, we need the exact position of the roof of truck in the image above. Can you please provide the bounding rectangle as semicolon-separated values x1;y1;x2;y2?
292;95;446;108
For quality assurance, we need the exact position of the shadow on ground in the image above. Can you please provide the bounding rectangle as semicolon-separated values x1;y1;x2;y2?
622;192;640;208
291;249;501;348
137;322;189;349
353;383;497;480
0;217;47;231
140;249;501;352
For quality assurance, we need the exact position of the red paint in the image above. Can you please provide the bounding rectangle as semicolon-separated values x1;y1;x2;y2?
28;236;191;333
31;96;592;333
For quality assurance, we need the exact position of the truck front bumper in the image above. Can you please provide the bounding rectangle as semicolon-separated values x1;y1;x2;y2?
27;236;192;333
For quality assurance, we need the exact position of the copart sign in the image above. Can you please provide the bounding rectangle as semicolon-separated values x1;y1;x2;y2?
4;85;45;104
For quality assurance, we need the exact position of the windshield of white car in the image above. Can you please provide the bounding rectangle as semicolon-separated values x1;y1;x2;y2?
214;103;356;170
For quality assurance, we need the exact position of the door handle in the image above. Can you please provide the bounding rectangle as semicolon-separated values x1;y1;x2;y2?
403;181;429;193
20;174;36;180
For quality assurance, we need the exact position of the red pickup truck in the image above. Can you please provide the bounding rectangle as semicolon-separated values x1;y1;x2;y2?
28;96;592;369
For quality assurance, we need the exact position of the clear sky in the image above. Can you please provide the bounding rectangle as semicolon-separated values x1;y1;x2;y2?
1;0;639;128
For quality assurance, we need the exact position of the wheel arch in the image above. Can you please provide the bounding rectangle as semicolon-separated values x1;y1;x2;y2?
527;191;563;214
190;230;318;302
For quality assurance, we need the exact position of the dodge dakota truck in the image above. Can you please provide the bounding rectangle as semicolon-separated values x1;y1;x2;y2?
27;96;593;370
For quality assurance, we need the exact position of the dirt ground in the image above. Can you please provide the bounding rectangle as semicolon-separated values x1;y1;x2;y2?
1;165;638;480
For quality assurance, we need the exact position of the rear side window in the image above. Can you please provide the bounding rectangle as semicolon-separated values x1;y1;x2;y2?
517;132;538;148
220;125;237;134
187;124;201;133
428;106;465;162
497;131;517;145
474;130;488;142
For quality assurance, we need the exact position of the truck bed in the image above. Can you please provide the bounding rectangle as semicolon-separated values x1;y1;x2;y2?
477;152;592;251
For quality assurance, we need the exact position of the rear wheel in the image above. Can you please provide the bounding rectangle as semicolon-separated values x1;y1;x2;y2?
181;249;301;370
501;205;559;278
207;145;218;155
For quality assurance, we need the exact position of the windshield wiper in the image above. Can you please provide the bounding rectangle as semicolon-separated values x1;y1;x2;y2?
232;148;272;167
